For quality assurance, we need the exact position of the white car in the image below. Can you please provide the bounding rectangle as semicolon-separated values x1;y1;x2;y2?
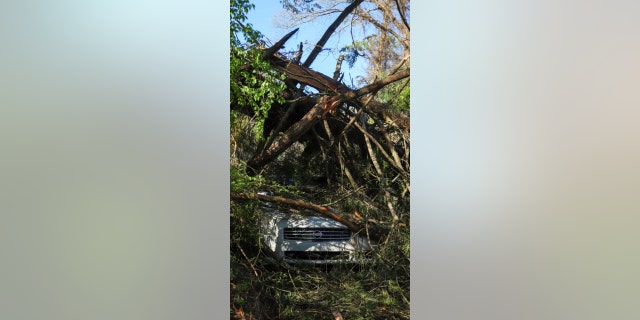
260;202;372;265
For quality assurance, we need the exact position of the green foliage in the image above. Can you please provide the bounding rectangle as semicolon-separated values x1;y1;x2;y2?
231;111;260;163
248;260;410;319
230;0;287;135
393;84;410;112
376;73;410;112
230;1;410;319
340;39;409;111
230;0;265;49
230;171;410;318
230;163;266;193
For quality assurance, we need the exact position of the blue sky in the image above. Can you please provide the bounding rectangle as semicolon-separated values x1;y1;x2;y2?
246;0;368;86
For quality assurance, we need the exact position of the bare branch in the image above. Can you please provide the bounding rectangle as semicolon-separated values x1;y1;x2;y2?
344;68;410;100
362;125;399;222
337;141;360;191
333;54;344;80
294;42;303;64
302;0;365;68
357;10;409;51
354;122;405;175
394;0;410;31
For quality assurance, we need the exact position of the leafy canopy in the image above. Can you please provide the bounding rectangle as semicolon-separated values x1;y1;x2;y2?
230;0;286;135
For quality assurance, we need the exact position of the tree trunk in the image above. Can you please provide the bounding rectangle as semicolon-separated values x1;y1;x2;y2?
246;96;335;175
247;63;409;174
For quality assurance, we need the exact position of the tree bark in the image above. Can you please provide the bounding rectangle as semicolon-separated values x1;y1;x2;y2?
268;54;410;130
246;96;334;175
267;54;346;93
230;191;361;232
344;68;410;100
263;28;299;57
333;54;344;80
247;57;409;173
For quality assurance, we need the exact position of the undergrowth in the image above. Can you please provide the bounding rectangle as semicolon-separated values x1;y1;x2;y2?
231;187;410;320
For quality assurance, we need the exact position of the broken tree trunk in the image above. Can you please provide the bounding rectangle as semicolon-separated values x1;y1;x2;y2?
246;96;339;175
266;53;410;132
333;54;344;80
246;65;409;174
247;20;410;177
263;28;299;57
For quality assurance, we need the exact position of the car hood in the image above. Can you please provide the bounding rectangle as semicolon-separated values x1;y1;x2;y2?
263;210;348;229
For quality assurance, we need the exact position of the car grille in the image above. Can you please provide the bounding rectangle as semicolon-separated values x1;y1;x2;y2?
284;251;348;260
283;228;351;241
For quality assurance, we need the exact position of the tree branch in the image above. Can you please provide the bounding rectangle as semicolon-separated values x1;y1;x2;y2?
230;191;361;232
263;28;299;57
394;0;410;31
344;68;410;100
358;9;409;52
302;0;364;68
247;60;409;173
246;97;331;174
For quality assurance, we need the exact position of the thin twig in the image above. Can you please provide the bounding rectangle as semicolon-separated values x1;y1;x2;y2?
236;243;259;278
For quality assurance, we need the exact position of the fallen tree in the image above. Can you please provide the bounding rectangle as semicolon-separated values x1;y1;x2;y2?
246;42;410;176
233;0;410;232
230;2;410;318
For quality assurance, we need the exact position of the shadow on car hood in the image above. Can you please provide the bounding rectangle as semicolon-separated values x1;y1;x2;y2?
262;209;348;229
